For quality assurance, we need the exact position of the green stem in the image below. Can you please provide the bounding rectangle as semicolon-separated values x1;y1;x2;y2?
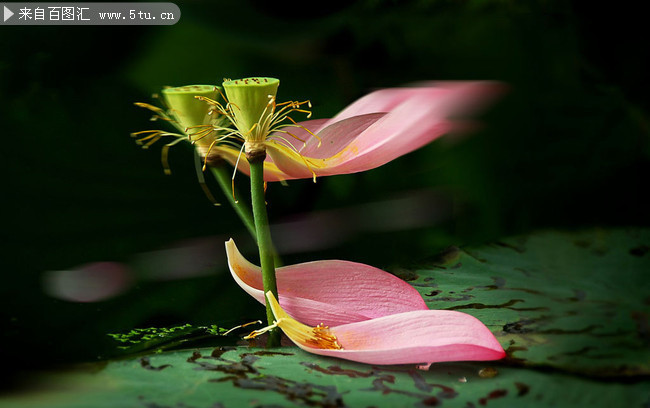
248;154;281;348
209;163;283;267
209;165;257;239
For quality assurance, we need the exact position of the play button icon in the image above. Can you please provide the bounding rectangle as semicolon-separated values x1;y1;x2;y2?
4;6;14;22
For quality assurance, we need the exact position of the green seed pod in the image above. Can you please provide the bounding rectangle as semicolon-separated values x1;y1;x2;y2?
162;85;220;131
222;77;280;147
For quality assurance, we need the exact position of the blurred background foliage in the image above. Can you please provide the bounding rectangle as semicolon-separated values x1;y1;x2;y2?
1;0;648;381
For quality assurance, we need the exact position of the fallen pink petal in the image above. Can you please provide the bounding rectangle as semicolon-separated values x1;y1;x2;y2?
255;291;506;366
225;239;428;326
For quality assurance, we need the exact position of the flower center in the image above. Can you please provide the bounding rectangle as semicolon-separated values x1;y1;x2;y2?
279;319;342;350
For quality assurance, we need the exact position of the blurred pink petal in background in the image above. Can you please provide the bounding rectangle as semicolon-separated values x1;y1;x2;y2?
42;262;133;303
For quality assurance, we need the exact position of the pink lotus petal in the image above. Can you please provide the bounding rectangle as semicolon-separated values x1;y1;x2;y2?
266;81;501;180
265;292;505;366
264;114;385;179
274;294;371;326
319;90;453;174
316;83;497;174
270;87;419;160
300;113;384;158
264;141;321;180
315;310;506;365
225;239;428;326
273;118;330;153
327;86;441;123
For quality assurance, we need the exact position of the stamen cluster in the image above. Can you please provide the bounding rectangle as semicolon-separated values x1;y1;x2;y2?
197;77;316;159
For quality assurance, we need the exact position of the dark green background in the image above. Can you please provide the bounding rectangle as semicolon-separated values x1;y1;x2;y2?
1;0;648;383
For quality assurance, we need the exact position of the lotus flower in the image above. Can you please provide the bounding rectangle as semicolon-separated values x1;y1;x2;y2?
135;80;498;182
225;239;428;326
248;291;505;365
193;79;499;182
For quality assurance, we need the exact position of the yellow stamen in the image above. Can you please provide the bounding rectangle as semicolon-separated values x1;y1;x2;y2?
222;320;263;336
194;82;320;180
202;139;219;171
130;130;184;151
134;102;166;114
285;116;322;147
161;138;186;175
193;152;221;206
161;144;172;175
230;143;246;204
186;125;216;141
273;130;307;147
245;292;342;350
